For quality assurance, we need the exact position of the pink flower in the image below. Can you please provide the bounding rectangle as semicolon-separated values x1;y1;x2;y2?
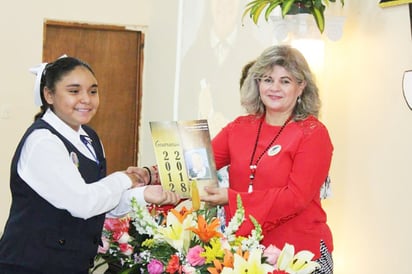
104;217;130;231
263;244;282;265
186;245;205;266
119;243;134;256
97;236;109;254
147;259;164;274
104;217;130;241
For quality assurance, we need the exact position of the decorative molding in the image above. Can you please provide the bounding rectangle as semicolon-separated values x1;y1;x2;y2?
403;70;412;110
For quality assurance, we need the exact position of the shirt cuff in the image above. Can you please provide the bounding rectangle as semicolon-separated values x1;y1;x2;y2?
115;171;134;189
106;186;148;218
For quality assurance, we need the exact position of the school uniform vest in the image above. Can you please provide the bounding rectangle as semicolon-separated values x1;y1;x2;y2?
0;119;106;273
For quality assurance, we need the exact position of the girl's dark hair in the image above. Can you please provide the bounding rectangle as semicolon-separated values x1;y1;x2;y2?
34;57;95;120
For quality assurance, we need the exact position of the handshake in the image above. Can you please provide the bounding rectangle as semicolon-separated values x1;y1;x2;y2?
125;166;152;188
123;166;181;206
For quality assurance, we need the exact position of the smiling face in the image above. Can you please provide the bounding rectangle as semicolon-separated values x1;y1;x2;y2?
258;65;306;124
44;66;99;131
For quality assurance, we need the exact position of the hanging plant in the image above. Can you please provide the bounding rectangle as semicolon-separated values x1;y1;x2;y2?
242;0;345;33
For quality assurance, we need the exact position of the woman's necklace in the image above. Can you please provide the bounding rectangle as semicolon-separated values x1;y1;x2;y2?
248;116;292;193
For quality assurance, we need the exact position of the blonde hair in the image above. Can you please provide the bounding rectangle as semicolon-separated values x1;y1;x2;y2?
240;45;320;120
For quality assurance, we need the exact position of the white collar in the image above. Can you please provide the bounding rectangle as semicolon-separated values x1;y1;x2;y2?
42;109;88;144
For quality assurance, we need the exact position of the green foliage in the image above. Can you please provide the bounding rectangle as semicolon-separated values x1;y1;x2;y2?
242;0;344;33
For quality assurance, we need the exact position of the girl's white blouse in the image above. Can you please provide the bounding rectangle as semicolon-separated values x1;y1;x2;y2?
17;109;147;220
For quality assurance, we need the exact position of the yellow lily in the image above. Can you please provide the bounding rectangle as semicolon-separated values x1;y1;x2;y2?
277;243;320;274
158;209;193;253
201;237;225;263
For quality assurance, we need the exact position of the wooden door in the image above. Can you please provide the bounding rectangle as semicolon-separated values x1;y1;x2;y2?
43;20;144;174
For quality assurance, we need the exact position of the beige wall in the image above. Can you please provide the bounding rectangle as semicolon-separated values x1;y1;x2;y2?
320;2;412;273
1;1;412;273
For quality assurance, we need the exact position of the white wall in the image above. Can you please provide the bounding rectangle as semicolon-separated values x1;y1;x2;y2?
1;1;412;273
0;0;152;233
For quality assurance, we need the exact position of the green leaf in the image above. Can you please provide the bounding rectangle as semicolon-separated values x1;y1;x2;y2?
264;0;282;21
313;0;325;9
252;1;271;24
241;0;262;22
281;0;297;17
312;5;325;33
245;0;263;9
249;0;266;16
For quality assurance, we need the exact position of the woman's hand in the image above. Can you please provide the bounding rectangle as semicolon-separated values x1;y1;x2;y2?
201;186;228;206
144;185;180;206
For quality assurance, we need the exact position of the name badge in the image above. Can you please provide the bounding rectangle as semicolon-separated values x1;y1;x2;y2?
70;152;79;167
268;145;282;156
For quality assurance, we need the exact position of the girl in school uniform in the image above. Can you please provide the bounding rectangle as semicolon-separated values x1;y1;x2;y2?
0;56;179;274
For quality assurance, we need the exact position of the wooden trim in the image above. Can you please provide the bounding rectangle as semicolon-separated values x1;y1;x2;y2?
134;31;145;164
44;19;147;32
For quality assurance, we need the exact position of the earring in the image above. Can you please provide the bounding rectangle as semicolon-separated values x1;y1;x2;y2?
297;96;302;104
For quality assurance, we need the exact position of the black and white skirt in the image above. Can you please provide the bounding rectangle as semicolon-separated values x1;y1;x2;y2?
312;240;334;274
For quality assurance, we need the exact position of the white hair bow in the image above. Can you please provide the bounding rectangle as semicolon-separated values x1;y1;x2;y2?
29;54;68;107
29;62;47;107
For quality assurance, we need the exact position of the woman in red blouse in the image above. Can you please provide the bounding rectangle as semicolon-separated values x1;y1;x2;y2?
201;45;334;274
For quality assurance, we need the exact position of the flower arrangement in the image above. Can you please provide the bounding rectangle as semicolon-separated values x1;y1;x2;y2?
92;195;320;274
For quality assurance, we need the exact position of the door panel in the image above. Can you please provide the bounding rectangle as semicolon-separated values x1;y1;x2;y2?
43;21;144;173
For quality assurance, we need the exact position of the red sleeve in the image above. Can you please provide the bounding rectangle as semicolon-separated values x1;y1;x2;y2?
226;122;333;236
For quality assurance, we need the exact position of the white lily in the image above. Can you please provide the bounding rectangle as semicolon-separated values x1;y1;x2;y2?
277;243;320;274
157;210;193;253
221;249;274;274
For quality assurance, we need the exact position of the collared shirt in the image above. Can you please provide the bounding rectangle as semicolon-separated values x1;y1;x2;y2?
17;109;147;220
